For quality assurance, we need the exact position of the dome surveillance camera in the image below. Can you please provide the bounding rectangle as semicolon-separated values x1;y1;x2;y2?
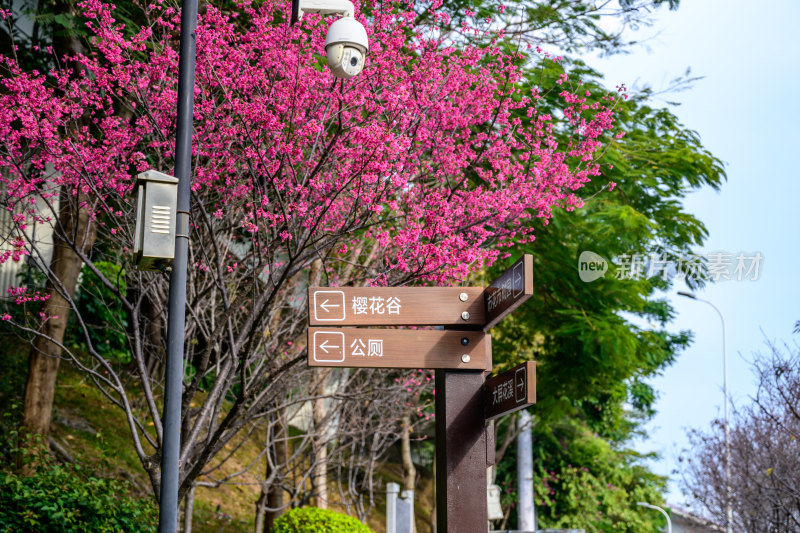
292;0;369;78
325;16;369;79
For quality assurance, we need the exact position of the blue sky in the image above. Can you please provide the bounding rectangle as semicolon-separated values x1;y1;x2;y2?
588;0;800;508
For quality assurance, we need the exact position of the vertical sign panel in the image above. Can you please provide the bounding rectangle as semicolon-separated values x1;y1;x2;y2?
483;254;533;331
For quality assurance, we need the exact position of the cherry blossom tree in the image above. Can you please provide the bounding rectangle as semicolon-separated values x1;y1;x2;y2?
0;0;618;507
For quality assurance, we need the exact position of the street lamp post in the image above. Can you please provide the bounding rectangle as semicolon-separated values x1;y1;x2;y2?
636;502;672;533
677;291;732;533
158;0;198;530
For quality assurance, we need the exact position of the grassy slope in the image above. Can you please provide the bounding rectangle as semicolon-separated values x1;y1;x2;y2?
46;364;436;533
0;330;435;533
51;365;264;532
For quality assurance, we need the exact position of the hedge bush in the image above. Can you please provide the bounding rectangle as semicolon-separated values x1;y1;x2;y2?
0;463;157;533
271;507;372;533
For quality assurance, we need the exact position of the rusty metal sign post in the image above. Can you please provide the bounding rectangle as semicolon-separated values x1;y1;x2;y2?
305;254;534;533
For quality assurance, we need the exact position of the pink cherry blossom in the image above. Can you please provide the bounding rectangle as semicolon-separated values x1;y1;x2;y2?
0;0;619;287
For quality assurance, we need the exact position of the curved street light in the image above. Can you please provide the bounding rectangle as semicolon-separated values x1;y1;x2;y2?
677;290;732;533
637;501;672;533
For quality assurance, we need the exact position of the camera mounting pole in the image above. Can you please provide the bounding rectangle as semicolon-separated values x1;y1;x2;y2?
291;0;355;24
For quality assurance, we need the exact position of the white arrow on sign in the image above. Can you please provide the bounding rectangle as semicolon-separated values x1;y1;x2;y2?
514;366;526;402
313;290;346;322
319;339;339;353
313;330;345;363
319;299;340;313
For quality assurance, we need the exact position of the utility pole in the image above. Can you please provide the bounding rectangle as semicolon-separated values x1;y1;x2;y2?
158;0;197;529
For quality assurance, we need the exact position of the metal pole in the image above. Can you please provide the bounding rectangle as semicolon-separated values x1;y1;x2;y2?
677;292;731;533
158;0;198;529
703;298;732;533
517;409;536;532
636;502;672;533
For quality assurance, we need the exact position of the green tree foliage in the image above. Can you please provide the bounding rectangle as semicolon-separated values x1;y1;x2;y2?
534;420;664;531
495;417;667;532
67;262;130;364
270;507;373;533
419;0;680;56
494;56;724;430
0;462;157;532
486;58;724;531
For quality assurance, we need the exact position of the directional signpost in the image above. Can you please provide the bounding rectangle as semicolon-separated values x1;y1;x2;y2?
435;255;533;533
484;361;536;421
483;254;534;331
305;254;535;533
308;328;491;370
309;287;486;326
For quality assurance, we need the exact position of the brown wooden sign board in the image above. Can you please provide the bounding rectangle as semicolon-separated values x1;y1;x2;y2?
483;255;533;331
308;287;486;327
307;327;491;370
484;361;536;421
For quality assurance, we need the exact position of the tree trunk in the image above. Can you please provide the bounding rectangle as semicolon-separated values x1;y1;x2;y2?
254;473;287;533
18;6;90;465
401;414;416;491
265;468;285;531
183;483;196;533
142;290;166;380
312;367;332;509
258;410;288;533
254;489;268;533
401;414;417;533
20;192;96;456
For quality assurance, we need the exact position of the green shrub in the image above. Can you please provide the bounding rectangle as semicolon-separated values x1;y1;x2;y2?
271;507;372;533
0;463;157;532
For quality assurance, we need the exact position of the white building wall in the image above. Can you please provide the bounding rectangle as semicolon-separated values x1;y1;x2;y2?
0;179;58;297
